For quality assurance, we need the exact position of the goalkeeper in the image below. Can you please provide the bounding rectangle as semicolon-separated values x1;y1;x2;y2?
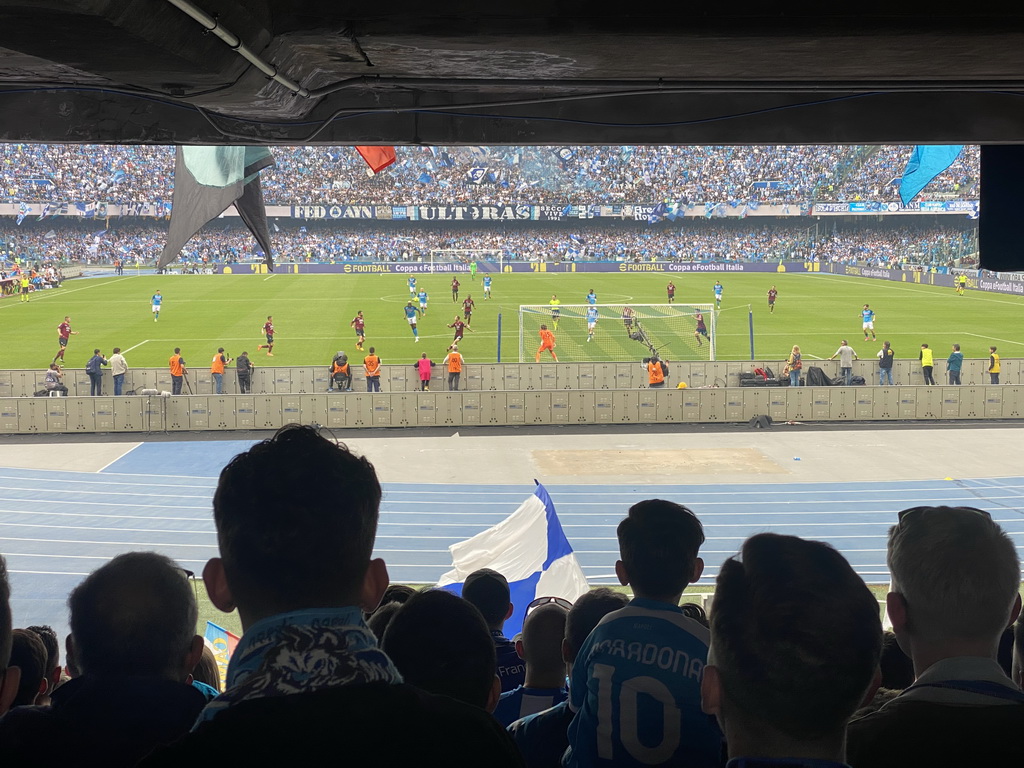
536;324;558;362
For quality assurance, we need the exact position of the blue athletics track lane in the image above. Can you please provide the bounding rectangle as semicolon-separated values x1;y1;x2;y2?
1;440;1023;635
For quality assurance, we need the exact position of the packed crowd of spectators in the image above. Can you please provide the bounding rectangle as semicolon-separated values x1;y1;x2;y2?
0;144;980;207
0;218;978;268
0;425;1019;767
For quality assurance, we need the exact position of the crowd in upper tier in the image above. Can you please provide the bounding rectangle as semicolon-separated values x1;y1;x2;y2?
0;144;980;207
0;219;978;269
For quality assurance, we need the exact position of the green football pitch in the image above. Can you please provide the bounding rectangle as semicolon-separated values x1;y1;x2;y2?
4;270;1023;370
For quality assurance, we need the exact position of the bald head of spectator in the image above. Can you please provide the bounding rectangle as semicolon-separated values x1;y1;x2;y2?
702;533;882;762
563;587;630;671
516;603;568;689
887;506;1021;676
68;552;204;681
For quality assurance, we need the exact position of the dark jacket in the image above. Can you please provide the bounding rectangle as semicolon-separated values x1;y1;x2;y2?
140;681;524;767
0;674;207;767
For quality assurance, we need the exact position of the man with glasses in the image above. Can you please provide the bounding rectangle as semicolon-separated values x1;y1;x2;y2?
0;553;208;765
847;506;1024;767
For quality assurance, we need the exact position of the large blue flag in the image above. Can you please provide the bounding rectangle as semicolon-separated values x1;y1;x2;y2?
438;482;589;637
899;145;964;207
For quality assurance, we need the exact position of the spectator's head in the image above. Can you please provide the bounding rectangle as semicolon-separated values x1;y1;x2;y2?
92;348;100;355
921;343;929;349
366;601;402;640
563;588;629;671
68;552;203;681
112;347;121;355
217;347;224;354
9;629;47;706
25;625;60;695
702;533;882;760
616;500;705;602
421;353;427;359
840;340;848;347
205;425;385;628
516;602;569;687
382;589;499;711
368;346;375;355
991;345;997;354
462;569;512;631
953;343;960;351
173;347;180;355
49;363;59;371
887;506;1020;672
0;555;20;715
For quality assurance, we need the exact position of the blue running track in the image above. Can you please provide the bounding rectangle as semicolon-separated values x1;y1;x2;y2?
2;441;1023;633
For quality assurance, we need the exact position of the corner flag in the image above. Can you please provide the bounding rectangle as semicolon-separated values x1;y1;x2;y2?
899;145;964;207
437;482;589;637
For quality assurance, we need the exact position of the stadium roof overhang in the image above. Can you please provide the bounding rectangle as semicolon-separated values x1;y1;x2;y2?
0;1;1021;145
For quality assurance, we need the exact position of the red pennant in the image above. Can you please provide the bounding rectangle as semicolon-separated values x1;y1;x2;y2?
355;146;397;174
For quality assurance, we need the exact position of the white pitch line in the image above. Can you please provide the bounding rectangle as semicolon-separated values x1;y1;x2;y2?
122;340;150;354
94;443;143;474
263;274;276;281
963;332;1024;347
0;276;132;311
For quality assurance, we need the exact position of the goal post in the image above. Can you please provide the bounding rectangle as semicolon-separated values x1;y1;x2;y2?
518;303;716;363
428;249;502;270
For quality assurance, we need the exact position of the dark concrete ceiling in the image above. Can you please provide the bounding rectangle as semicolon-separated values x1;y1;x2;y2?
0;1;1021;144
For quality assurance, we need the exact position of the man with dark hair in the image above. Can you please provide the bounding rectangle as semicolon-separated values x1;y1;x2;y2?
462;568;525;693
509;589;630;768
701;533;883;767
0;552;208;765
847;506;1024;767
24;626;60;703
142;425;520;766
8;630;47;708
382;589;500;711
565;500;721;768
494;602;569;727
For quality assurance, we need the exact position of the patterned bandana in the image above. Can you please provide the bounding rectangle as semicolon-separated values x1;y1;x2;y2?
196;606;402;725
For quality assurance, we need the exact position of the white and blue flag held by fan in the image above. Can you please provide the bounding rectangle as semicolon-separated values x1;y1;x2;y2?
437;482;589;637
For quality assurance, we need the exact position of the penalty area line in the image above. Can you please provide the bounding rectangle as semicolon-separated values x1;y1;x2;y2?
263;274;276;281
963;333;1024;347
123;339;150;354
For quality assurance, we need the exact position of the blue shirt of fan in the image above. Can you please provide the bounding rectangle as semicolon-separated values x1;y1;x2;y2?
151;294;162;305
586;307;599;323
862;308;874;323
565;597;723;768
508;700;573;768
493;685;568;727
417;291;427;303
403;305;419;319
494;631;526;693
586;292;597;305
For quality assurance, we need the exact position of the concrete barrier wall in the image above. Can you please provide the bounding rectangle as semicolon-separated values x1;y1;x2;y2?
0;359;1013;399
3;385;1022;434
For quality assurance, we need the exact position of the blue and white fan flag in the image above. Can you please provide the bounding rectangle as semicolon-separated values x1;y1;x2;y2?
438;482;589;637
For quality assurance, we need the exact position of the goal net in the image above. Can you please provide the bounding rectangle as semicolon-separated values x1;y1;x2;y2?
429;249;501;267
518;303;716;363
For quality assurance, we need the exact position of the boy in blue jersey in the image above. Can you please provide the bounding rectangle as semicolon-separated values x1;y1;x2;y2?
403;301;422;342
565;500;723;768
417;289;428;315
700;534;882;768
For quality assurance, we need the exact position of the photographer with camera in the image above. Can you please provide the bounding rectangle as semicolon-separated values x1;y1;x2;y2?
642;352;669;388
43;363;68;395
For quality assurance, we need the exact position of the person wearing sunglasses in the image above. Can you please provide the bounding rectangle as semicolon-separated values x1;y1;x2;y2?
848;506;1024;767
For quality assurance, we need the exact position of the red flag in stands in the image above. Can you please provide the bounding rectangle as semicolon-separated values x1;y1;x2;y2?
356;146;397;173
